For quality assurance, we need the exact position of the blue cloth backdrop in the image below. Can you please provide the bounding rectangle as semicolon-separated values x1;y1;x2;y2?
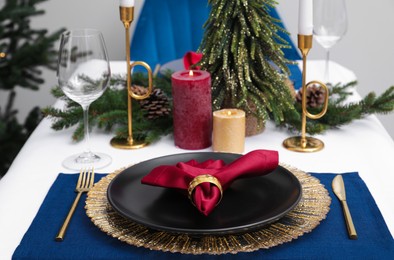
13;172;394;259
131;0;302;89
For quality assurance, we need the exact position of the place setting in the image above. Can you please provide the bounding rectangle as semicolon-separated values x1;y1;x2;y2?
85;151;331;254
12;151;394;258
7;0;394;259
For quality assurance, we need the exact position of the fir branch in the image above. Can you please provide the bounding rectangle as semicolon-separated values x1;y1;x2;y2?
42;106;82;130
97;110;128;131
280;81;394;134
43;73;173;143
50;86;66;99
361;86;394;114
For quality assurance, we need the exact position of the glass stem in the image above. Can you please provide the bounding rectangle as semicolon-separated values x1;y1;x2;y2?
82;104;91;155
324;49;330;83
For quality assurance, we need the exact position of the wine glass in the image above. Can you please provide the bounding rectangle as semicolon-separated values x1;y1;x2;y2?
313;0;348;83
58;28;112;170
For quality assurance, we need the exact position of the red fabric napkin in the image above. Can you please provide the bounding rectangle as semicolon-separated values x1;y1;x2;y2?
183;51;203;70
141;150;279;216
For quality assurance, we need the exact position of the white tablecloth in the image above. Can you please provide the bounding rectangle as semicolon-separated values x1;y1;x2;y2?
0;60;393;259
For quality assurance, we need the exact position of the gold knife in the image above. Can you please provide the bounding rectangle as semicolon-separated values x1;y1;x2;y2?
332;175;358;239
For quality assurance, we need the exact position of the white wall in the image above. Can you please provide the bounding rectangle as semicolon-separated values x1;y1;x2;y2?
2;0;393;140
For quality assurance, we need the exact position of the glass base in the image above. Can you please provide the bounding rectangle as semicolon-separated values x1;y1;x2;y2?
62;152;112;171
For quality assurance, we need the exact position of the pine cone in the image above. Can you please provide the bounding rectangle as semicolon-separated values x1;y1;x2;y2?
296;84;327;108
133;85;171;119
130;85;149;96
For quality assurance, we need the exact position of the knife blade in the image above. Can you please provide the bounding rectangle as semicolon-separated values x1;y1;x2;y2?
332;175;358;239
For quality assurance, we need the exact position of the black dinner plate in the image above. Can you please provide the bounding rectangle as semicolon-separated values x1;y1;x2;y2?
107;152;302;235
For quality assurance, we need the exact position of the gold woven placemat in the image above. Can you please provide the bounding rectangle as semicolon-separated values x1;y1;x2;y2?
85;164;331;255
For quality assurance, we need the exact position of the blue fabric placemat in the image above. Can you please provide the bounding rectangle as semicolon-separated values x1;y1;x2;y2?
13;172;394;259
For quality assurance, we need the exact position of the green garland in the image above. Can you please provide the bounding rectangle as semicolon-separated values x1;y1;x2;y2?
42;72;173;143
42;73;394;143
283;81;394;134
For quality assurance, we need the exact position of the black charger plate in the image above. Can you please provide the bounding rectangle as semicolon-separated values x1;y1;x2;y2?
107;152;302;235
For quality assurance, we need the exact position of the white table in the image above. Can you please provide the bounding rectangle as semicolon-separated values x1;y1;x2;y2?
1;61;393;259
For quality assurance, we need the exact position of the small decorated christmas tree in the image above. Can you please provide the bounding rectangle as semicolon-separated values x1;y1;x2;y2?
198;0;297;134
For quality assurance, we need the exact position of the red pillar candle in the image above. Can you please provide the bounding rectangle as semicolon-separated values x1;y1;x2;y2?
171;70;212;149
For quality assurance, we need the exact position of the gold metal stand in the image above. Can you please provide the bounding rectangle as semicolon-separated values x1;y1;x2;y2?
283;35;329;153
110;6;153;149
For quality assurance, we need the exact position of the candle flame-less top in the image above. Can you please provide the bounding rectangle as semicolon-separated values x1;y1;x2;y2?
213;109;245;119
298;0;313;35
172;70;209;81
119;0;134;7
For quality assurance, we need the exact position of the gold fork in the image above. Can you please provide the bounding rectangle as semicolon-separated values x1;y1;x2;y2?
55;168;95;241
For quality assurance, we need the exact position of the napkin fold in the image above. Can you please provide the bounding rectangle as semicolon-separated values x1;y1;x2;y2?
183;51;203;70
141;150;279;216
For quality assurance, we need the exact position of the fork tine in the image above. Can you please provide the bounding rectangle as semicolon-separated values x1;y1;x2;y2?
76;168;84;189
84;168;90;189
88;168;95;188
80;169;87;189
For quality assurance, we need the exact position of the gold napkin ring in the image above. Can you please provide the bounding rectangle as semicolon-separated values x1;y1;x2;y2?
188;174;223;205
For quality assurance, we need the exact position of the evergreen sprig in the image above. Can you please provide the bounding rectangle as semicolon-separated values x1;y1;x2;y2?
42;72;173;143
281;81;394;134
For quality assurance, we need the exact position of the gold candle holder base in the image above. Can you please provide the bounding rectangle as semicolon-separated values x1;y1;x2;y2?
283;136;324;153
110;137;148;150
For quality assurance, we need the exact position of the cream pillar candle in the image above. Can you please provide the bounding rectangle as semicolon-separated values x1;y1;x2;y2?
213;109;246;154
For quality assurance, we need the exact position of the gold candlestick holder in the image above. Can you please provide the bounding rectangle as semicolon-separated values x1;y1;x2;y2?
283;34;329;153
110;6;153;149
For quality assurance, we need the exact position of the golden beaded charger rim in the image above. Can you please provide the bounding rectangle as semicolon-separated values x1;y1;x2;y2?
85;164;331;255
